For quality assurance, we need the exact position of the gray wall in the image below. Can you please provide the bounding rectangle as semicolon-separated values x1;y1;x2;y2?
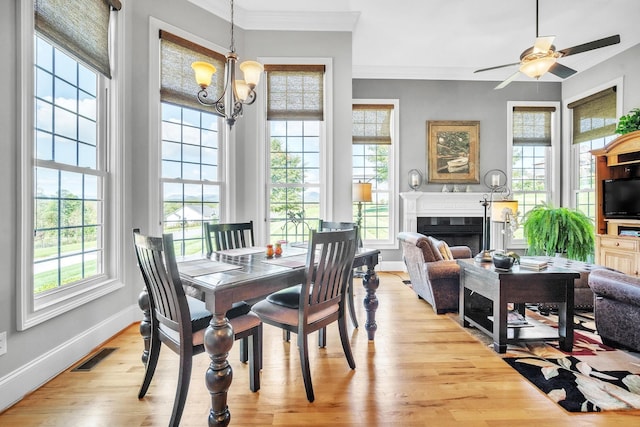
352;79;562;261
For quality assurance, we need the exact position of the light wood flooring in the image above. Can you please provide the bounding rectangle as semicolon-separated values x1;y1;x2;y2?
2;272;639;426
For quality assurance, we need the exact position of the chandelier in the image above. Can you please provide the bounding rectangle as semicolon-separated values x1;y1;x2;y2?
191;0;264;128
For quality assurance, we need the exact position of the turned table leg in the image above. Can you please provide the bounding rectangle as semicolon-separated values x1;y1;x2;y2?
137;287;151;365
204;314;234;427
362;262;379;340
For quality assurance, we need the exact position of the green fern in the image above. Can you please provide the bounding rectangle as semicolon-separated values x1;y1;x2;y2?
522;202;595;261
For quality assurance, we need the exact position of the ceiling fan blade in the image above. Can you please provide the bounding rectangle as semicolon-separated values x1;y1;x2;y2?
495;71;521;90
548;62;577;79
558;34;621;57
533;36;555;53
474;62;520;73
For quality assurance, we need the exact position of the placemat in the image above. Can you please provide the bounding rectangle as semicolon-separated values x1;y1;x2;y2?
261;256;307;269
178;259;242;277
214;247;266;256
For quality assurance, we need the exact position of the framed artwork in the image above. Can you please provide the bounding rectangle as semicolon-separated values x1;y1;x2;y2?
427;120;480;183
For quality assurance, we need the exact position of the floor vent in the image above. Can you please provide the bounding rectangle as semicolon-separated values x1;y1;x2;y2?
72;347;118;372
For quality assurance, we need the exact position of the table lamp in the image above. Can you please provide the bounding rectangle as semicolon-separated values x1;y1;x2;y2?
491;199;519;251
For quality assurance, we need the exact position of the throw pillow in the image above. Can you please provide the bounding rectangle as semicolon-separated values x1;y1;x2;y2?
430;237;453;260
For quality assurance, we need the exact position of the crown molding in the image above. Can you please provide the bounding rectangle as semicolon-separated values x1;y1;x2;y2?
189;0;359;32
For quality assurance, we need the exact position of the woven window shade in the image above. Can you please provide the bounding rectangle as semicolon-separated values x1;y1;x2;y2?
512;106;556;146
568;87;617;144
35;0;121;79
352;104;394;145
159;31;226;112
265;65;325;121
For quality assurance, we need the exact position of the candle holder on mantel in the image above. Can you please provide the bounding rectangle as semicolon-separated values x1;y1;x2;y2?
408;169;423;191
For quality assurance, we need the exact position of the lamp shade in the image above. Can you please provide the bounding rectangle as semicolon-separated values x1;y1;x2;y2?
240;60;264;88
234;80;250;101
353;182;372;203
491;200;519;223
192;61;216;89
519;56;556;79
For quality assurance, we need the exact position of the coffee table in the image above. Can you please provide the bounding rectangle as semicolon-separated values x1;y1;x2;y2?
457;258;580;353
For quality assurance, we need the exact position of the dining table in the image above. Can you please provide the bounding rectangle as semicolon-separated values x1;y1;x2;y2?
137;243;381;427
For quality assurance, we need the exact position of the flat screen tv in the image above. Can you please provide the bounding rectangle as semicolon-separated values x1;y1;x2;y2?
603;178;640;219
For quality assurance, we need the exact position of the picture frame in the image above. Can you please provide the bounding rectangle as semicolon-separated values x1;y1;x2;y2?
427;120;480;183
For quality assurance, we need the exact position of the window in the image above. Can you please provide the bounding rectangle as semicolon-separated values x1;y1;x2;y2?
159;31;225;256
508;103;560;246
352;102;398;246
19;0;123;329
568;87;618;220
265;64;325;243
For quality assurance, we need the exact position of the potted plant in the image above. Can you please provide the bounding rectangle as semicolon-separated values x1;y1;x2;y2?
615;108;640;135
522;203;595;261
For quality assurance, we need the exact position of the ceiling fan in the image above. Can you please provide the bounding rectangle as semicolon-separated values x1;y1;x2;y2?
474;0;621;89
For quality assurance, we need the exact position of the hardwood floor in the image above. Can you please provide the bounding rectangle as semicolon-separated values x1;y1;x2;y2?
2;272;639;426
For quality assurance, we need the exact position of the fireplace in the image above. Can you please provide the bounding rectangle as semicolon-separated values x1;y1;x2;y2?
400;192;494;255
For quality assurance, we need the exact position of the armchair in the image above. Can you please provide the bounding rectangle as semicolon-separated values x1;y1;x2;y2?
398;231;472;314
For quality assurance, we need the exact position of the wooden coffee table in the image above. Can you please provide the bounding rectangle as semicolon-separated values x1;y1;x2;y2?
457;258;580;353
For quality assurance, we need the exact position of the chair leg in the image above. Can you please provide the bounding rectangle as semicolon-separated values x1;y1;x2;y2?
283;329;290;342
249;325;261;392
298;332;314;402
347;274;359;328
239;337;249;363
138;329;161;399
169;347;193;427
318;327;327;348
338;314;356;370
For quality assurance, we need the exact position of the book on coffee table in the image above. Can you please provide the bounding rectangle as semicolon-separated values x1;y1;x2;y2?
488;311;533;327
519;257;548;270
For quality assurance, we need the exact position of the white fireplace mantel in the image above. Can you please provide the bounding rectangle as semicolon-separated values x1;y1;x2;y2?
399;191;488;233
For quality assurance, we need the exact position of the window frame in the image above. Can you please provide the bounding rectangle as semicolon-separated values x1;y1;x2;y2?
148;18;231;239
352;99;399;249
256;57;333;244
17;0;125;330
563;78;623;212
506;101;561;250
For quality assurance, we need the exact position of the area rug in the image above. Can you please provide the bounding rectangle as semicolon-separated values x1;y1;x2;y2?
461;310;640;412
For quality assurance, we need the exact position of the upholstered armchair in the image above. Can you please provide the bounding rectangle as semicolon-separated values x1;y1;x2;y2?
588;269;640;352
398;231;472;314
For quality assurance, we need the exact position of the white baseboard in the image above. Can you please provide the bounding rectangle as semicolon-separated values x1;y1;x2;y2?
377;260;406;272
0;304;140;412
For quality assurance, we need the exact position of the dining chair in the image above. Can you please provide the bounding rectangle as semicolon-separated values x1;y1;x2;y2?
251;229;357;402
203;220;257;363
133;229;261;427
204;220;255;256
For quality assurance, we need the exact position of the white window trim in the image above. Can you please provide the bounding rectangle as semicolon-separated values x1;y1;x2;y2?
506;100;561;250
352;99;400;250
148;18;231;235
255;57;333;244
562;77;624;209
17;0;126;330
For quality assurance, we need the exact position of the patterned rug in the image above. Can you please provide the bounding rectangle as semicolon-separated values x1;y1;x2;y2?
461;310;640;412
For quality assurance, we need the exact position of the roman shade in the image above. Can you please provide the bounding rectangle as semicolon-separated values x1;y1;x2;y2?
265;64;325;121
352;104;395;145
512;106;556;146
34;0;121;79
159;30;226;112
568;87;617;144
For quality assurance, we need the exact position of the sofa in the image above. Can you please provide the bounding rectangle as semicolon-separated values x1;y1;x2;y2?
398;231;472;314
588;269;640;352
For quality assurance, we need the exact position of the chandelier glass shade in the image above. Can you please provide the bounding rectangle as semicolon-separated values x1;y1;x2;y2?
191;0;264;127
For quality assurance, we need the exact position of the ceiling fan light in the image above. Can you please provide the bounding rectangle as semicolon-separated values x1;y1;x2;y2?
519;56;556;79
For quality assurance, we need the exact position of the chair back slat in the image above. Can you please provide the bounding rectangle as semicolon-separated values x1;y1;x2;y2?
205;221;255;255
318;220;360;247
133;229;191;342
303;229;356;317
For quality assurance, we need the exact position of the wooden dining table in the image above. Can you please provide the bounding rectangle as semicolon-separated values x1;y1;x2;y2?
137;244;380;427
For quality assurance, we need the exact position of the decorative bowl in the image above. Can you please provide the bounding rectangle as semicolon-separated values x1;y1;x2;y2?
492;252;515;271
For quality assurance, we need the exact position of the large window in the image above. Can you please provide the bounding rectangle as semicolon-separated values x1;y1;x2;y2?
159;31;225;256
508;103;560;246
569;87;618;220
352;102;398;246
19;0;123;329
265;64;325;243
